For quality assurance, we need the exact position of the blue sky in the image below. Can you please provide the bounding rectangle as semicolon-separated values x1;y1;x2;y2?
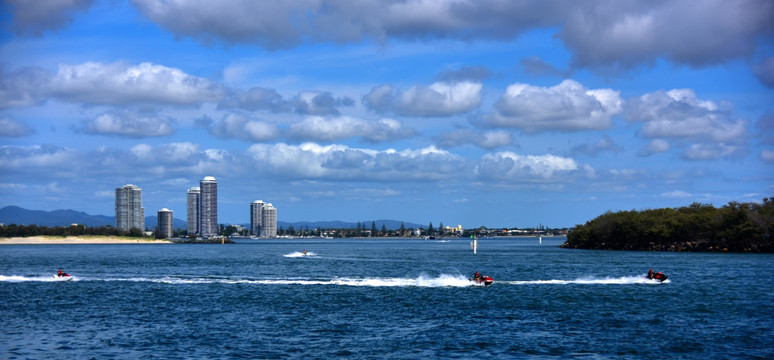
1;0;772;228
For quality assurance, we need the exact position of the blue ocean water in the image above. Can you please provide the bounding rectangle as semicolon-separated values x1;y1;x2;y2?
1;237;772;359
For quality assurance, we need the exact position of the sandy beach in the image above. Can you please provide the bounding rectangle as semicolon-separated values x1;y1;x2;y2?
0;236;173;244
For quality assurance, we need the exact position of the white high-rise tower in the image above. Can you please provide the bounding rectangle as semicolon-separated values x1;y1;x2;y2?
115;184;144;232
187;187;200;236
250;200;264;236
199;176;218;237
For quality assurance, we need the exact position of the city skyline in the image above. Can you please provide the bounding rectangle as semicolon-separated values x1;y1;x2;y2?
1;1;772;228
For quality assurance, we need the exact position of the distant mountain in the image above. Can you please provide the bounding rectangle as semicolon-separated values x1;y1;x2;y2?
1;206;420;231
0;206;186;230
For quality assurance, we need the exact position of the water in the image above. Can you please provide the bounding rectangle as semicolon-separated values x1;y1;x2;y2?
1;237;772;359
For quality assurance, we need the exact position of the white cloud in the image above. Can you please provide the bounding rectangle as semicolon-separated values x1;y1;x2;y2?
761;150;774;162
434;129;513;149
476;152;581;181
0;66;51;108
131;1;772;73
49;62;224;106
289;116;415;143
80;111;175;138
246;142;464;180
486;80;622;132
205;114;281;142
0;117;34;137
0;144;79;173
292;91;354;115
626;88;748;160
217;87;290;112
363;81;482;117
661;190;692;198
638;139;671;157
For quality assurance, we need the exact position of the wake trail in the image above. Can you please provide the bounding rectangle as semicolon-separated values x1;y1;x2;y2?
501;275;669;285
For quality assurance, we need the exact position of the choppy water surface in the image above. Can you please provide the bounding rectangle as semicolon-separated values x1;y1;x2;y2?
2;237;772;359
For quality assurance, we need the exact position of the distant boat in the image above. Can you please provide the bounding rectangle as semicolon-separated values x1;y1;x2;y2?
424;236;436;240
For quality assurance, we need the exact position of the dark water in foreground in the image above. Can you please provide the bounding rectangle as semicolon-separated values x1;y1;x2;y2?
1;237;772;359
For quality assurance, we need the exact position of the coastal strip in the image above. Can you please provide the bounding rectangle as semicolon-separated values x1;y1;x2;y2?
0;236;173;245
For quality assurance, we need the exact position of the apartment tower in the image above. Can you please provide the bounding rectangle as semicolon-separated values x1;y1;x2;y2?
250;200;264;236
186;187;200;235
261;203;277;237
115;184;144;232
199;176;218;237
157;208;173;238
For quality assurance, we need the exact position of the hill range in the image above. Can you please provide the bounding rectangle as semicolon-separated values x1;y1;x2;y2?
0;206;422;231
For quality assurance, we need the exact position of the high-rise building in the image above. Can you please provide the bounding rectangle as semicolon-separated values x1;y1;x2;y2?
157;208;173;239
187;187;200;235
250;200;264;236
115;184;144;232
261;203;277;237
199;176;218;237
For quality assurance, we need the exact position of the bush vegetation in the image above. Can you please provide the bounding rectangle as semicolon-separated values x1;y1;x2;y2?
562;198;774;252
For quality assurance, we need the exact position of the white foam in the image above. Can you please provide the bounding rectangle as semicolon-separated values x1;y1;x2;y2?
503;275;669;285
283;251;316;258
0;275;78;282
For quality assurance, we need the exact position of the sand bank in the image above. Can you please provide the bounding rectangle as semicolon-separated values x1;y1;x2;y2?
0;236;173;244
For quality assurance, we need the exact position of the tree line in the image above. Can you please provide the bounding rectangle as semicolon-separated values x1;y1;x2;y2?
0;224;147;238
562;198;774;252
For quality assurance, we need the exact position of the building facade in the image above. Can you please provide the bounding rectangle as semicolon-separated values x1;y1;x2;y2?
186;187;200;235
157;208;173;238
115;184;144;232
199;176;218;237
261;203;277;237
250;200;264;236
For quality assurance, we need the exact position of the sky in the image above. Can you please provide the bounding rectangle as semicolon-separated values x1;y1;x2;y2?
1;0;773;229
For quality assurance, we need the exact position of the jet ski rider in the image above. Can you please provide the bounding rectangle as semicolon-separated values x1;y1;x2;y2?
474;271;480;281
647;268;654;279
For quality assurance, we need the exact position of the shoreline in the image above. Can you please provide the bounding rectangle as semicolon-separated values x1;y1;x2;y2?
0;236;173;244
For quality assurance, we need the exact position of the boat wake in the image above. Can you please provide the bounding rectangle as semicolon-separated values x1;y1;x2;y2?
0;275;78;282
1;274;668;286
502;275;670;285
283;251;317;258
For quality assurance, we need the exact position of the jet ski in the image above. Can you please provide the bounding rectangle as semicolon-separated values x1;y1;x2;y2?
646;271;668;282
53;273;73;281
470;275;494;286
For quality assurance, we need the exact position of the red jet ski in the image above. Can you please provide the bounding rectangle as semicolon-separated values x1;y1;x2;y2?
646;271;668;282
471;275;494;286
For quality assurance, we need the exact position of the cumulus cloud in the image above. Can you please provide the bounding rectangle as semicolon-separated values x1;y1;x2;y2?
217;87;290;112
363;81;482;117
485;80;622;133
202;114;280;142
762;150;774;162
626;88;748;159
79;111;175;137
5;0;92;36
0;66;52;108
638;139;671;157
289;116;415;143
476;152;583;181
434;129;513;149
48;62;224;106
131;1;773;73
570;135;623;157
246;142;464;180
558;0;774;72
292;91;354;115
0;117;34;137
0;144;78;174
